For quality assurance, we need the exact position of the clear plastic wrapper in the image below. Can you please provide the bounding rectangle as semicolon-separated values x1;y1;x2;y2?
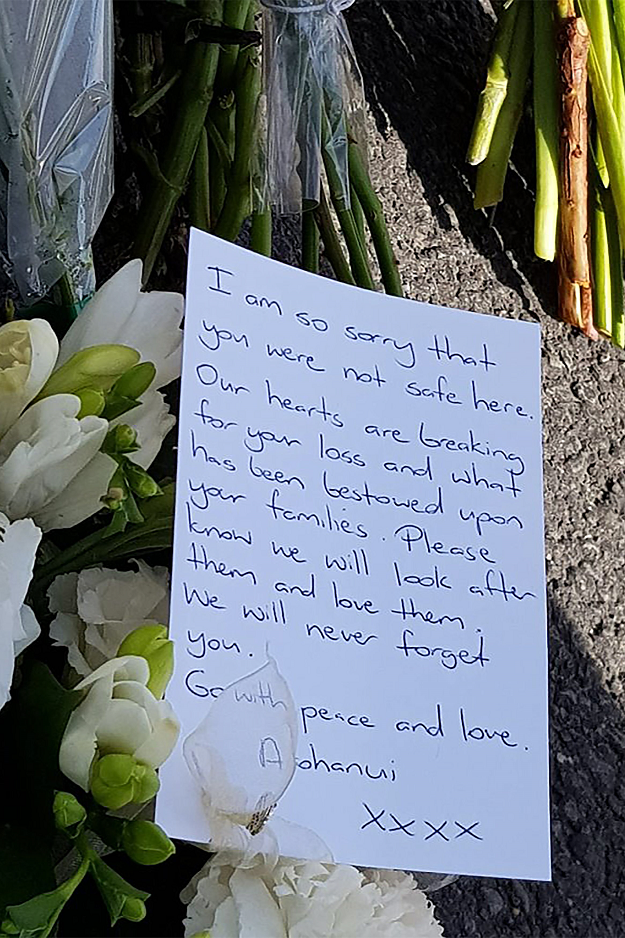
0;0;114;305
260;0;364;214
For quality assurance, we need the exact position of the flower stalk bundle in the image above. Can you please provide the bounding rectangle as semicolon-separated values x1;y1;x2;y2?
468;0;625;345
123;0;402;295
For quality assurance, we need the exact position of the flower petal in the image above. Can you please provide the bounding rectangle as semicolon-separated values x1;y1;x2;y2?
133;699;179;767
96;696;153;755
120;390;176;469
34;451;116;532
0;319;59;437
0;395;108;521
56;260;143;367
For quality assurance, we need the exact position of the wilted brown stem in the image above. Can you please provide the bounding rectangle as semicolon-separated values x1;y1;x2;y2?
557;15;597;336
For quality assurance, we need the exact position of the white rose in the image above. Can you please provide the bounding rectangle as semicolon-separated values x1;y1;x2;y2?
0;394;109;530
0;318;59;438
0;512;42;708
48;560;170;678
59;655;179;792
182;855;445;938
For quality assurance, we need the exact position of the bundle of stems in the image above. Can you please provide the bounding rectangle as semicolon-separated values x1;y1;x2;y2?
468;0;625;346
123;0;401;296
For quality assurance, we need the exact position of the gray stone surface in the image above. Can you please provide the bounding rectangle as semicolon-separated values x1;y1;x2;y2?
344;2;625;936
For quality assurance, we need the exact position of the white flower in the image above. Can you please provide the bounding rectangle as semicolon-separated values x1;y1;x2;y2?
56;259;184;390
59;654;179;791
0;512;42;708
49;560;170;679
182;855;445;938
0;319;59;438
116;389;176;470
0;394;109;530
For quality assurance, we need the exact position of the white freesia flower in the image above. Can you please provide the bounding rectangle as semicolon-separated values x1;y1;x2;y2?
118;389;176;470
56;259;184;390
182;855;445;938
0;394;108;530
33;452;117;531
0;512;42;708
0;319;59;438
59;654;179;791
49;560;170;678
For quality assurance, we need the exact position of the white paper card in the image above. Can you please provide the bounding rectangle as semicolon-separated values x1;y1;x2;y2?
157;228;551;881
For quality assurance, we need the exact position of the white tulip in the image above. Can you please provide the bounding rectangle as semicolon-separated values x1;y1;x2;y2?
0;512;42;708
0;394;108;527
182;855;445;938
59;654;179;792
49;560;170;678
0;318;59;437
56;259;184;389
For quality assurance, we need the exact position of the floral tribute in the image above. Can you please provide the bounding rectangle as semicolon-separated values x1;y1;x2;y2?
0;1;446;936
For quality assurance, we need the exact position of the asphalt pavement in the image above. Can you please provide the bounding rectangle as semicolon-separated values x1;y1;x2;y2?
345;2;625;936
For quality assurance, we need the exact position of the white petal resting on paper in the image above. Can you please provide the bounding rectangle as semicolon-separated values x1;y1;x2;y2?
0;319;59;437
57;259;183;389
183;657;298;834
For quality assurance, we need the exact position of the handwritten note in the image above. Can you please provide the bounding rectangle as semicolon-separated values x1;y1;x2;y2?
157;228;551;881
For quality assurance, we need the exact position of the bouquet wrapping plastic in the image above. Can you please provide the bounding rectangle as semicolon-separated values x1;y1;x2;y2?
260;0;364;213
0;0;113;304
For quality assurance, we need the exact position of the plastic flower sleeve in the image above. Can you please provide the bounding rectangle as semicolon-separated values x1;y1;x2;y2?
260;0;364;214
0;0;113;305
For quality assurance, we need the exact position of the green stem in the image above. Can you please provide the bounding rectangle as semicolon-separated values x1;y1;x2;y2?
578;0;625;184
351;183;366;247
188;126;211;230
133;0;223;283
593;175;624;345
474;0;532;209
213;10;260;241
583;37;625;244
533;0;559;260
41;855;90;938
216;0;252;93
467;0;520;165
250;209;272;255
302;207;320;272
322;146;375;290
348;140;403;296
314;186;356;285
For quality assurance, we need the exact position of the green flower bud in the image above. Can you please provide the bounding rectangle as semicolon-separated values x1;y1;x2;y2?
38;345;140;398
117;625;174;698
121;819;175;865
132;763;160;804
75;387;106;418
125;462;162;499
120;897;147;922
112;362;156;400
104;424;138;454
188;932;211;938
53;791;87;834
91;754;138;810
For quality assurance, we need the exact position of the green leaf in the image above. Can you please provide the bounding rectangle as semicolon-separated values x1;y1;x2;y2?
89;857;149;927
0;665;81;914
3;857;89;938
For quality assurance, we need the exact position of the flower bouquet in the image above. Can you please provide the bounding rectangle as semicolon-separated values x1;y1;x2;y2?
0;2;446;936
